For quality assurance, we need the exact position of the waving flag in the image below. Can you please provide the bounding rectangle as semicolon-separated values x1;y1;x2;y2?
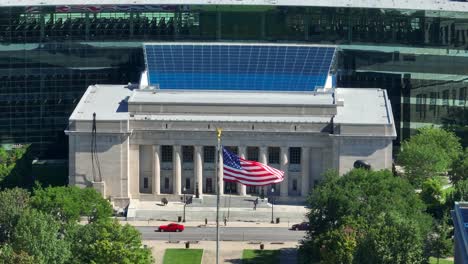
223;147;284;186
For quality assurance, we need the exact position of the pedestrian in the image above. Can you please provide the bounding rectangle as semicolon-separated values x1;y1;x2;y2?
253;198;258;210
224;217;227;226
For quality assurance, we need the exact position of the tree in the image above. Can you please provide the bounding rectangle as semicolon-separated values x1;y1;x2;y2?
0;188;30;243
11;209;71;264
68;220;153;264
302;169;432;263
398;127;462;186
450;148;468;184
0;145;31;188
0;244;36;264
420;178;444;219
31;186;113;223
426;216;453;264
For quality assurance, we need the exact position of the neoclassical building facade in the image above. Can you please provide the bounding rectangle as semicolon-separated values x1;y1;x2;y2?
66;85;396;207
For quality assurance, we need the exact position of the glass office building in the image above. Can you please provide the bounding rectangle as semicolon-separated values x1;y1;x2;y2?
0;2;467;156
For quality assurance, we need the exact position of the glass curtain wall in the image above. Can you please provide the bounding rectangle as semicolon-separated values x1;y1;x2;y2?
0;5;467;156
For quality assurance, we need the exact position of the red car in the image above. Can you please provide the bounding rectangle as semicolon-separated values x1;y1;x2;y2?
157;223;185;232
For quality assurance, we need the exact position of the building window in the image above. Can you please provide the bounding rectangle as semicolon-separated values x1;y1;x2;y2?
460;87;467;106
225;146;238;154
161;145;173;162
182;146;194;163
247;147;259;161
293;179;297;191
164;177;169;190
268;147;280;164
143;178;148;189
185;178;191;190
204;146;215;163
290;147;301;164
429;92;437;115
443;90;449;108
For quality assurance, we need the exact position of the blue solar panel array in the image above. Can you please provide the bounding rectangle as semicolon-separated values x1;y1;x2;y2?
144;44;336;91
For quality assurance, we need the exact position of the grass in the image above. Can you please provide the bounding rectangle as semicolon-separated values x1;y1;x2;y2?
163;249;203;264
242;249;280;264
429;257;454;264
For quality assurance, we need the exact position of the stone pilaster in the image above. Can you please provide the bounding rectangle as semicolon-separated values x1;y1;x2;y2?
173;145;182;195
194;145;203;197
153;145;161;195
238;146;247;196
301;147;310;197
280;147;289;197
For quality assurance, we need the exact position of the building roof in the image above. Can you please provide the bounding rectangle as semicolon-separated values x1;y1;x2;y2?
70;85;394;128
335;88;392;125
4;0;468;13
129;89;334;106
69;84;131;121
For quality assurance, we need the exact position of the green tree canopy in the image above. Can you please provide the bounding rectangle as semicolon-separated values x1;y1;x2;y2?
68;220;153;264
302;169;432;263
0;188;30;243
397;127;462;186
0;145;31;188
11;209;71;264
451;148;468;184
31;186;113;223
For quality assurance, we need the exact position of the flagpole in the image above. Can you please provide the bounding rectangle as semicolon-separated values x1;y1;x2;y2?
215;128;222;264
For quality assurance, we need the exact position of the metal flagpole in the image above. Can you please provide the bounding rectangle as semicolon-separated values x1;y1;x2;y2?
215;128;222;264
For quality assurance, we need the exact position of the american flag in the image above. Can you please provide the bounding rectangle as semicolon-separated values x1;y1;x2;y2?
223;147;284;186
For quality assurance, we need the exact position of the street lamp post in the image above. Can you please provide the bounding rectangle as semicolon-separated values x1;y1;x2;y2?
270;187;275;224
183;187;186;222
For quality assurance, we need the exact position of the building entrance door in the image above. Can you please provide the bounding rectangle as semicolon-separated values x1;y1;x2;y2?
224;181;237;194
206;178;213;194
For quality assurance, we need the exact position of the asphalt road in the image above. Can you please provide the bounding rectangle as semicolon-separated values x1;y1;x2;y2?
136;226;306;242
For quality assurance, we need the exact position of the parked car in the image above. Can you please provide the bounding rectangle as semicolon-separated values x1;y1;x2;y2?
157;223;185;232
291;222;309;231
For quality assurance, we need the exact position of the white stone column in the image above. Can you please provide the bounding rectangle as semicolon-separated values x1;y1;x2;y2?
129;144;140;199
301;147;310;197
218;146;224;195
280;147;289;197
194;145;203;197
238;146;247;196
259;146;268;195
173;145;182;195
153;145;161;195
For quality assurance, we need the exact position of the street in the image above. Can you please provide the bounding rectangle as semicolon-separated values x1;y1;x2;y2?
136;226;306;242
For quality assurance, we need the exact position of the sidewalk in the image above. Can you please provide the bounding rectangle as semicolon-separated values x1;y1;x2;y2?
120;219;293;228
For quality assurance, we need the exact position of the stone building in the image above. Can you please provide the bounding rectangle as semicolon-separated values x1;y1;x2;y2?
66;84;396;208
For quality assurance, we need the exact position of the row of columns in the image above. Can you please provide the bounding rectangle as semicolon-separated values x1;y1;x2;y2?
150;145;311;197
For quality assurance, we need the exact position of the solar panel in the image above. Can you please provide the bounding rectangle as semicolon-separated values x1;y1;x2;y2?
144;44;336;91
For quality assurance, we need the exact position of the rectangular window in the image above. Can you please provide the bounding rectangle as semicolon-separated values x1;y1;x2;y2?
443;90;449;108
225;146;238;154
182;146;194;163
204;146;215;163
161;145;173;162
164;177;169;190
143;178;148;189
460;87;467;105
293;179;297;191
290;147;301;164
185;178;191;190
247;147;259;161
268;147;280;164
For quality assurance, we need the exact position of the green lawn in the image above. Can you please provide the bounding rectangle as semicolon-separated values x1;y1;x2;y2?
163;249;203;264
429;257;454;264
242;249;280;264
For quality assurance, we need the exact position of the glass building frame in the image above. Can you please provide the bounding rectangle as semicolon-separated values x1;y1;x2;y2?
0;4;467;156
